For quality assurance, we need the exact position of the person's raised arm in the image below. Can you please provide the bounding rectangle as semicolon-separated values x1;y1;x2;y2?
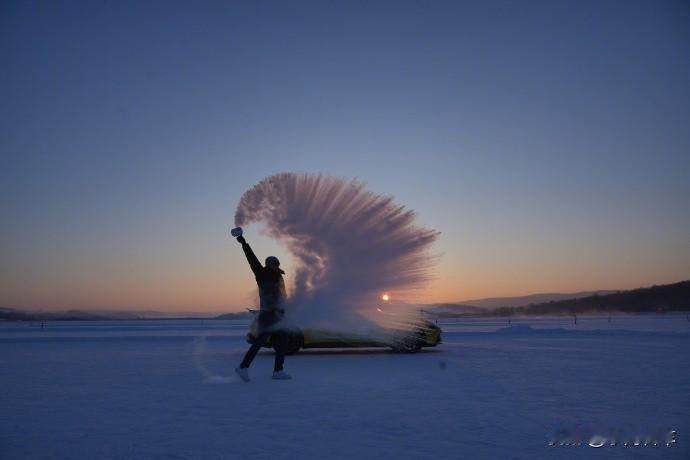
237;235;262;275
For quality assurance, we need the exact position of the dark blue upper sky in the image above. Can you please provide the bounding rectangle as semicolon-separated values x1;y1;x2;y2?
1;0;689;310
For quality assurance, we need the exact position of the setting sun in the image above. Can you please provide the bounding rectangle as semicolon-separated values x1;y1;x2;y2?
381;294;390;302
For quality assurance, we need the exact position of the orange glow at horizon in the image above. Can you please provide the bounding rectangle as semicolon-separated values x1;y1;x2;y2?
2;230;688;313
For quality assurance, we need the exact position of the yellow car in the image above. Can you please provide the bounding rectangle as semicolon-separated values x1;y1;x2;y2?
246;312;442;355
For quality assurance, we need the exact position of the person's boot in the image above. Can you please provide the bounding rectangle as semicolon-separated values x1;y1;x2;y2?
235;367;250;382
272;370;292;380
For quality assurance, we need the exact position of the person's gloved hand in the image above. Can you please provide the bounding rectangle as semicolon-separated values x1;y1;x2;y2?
236;235;246;244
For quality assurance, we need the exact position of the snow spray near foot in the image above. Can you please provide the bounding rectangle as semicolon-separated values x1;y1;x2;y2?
193;336;236;384
234;173;440;329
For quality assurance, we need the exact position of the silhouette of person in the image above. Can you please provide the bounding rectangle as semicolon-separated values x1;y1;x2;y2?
234;234;291;381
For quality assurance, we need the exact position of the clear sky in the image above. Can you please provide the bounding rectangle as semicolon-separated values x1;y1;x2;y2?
1;0;689;312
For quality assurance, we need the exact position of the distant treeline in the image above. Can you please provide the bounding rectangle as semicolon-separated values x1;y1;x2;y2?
485;280;690;316
0;307;253;321
0;308;34;321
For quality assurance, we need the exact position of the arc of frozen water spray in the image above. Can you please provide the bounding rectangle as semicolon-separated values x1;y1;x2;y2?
235;173;440;328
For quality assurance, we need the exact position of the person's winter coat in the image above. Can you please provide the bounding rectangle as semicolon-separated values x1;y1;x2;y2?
239;239;287;312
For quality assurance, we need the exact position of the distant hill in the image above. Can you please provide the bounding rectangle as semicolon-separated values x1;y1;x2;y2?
214;311;253;320
487;280;690;316
0;307;34;321
458;290;616;309
0;308;142;321
426;303;486;317
0;307;218;321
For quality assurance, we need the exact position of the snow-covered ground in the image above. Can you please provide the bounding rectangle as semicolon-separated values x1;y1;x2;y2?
2;314;689;459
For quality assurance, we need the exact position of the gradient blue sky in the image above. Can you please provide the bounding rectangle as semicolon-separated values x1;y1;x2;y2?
1;0;689;312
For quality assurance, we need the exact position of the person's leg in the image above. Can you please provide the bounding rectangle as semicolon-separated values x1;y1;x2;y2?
271;330;287;372
239;332;269;369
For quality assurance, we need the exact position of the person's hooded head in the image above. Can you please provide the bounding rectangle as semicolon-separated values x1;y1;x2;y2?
265;256;285;274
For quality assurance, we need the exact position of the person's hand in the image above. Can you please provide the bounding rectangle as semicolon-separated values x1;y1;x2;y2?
236;235;246;244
